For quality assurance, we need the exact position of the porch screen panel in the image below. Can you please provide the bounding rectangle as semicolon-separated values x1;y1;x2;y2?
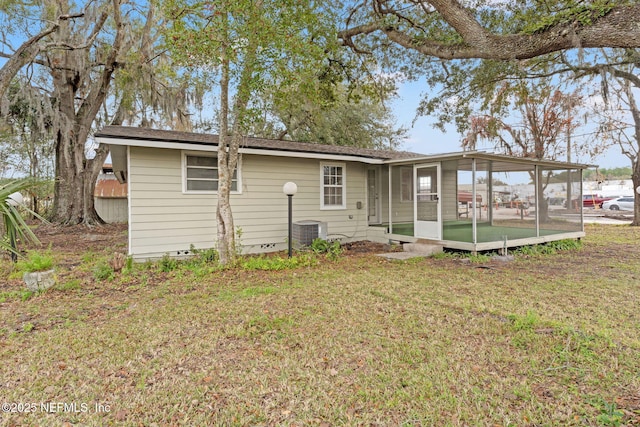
538;167;582;234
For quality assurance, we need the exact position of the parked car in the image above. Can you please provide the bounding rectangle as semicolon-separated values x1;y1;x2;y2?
602;197;635;211
567;194;615;208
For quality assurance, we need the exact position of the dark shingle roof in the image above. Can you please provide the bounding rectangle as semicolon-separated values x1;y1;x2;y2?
95;126;423;161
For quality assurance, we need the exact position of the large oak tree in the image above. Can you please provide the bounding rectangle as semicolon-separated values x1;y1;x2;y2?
0;0;199;224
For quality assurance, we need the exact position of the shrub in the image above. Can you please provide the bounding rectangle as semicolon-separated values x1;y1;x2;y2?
190;246;218;263
16;250;54;273
310;238;342;260
513;239;582;256
158;254;179;272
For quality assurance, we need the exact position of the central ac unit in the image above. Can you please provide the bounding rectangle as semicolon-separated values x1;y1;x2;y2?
292;220;328;247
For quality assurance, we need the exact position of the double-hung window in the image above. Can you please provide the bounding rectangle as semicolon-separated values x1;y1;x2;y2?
321;162;346;209
184;153;239;193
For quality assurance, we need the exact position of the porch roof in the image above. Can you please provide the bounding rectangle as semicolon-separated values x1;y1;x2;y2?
384;151;593;171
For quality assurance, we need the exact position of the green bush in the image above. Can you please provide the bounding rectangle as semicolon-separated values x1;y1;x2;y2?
513;239;582;256
190;246;218;263
16;250;54;273
159;254;179;272
310;238;342;260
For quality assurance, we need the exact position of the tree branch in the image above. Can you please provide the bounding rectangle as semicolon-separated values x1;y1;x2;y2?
340;4;640;60
0;13;85;101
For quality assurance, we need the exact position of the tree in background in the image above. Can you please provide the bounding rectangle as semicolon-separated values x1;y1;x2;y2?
462;82;584;159
251;80;407;150
588;63;640;225
463;81;585;221
0;0;201;224
166;0;350;264
1;80;55;215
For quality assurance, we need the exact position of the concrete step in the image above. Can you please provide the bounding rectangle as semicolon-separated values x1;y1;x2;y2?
402;242;443;256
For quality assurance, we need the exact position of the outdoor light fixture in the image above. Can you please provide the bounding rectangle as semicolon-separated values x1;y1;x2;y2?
6;192;24;207
282;182;298;257
283;182;297;197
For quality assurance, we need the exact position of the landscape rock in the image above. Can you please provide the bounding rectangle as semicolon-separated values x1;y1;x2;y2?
23;269;56;292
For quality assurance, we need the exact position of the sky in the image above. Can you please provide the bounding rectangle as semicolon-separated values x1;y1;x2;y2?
391;79;631;170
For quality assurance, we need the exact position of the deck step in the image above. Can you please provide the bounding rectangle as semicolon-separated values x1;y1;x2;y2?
402;242;443;256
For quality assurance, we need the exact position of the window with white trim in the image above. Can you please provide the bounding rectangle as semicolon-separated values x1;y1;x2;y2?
184;154;239;193
321;163;346;209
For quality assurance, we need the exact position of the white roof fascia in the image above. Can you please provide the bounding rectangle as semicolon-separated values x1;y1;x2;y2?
96;136;386;164
383;151;483;165
238;148;384;164
96;136;207;151
463;152;593;169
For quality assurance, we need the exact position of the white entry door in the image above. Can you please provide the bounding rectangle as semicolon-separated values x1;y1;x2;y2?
414;164;441;240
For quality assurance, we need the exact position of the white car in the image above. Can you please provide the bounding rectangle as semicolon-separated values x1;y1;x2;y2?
602;197;635;211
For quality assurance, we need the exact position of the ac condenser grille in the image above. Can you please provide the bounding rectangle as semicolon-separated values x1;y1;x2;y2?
292;220;327;247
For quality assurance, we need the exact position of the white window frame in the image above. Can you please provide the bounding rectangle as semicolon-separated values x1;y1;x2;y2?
182;151;242;194
320;162;346;210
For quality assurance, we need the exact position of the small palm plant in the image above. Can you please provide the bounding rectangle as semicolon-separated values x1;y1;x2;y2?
1;179;42;261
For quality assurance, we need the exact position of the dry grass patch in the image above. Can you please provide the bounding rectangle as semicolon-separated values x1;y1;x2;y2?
1;224;639;425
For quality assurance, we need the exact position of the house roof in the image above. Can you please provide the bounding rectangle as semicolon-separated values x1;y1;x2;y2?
95;125;592;170
95;126;423;162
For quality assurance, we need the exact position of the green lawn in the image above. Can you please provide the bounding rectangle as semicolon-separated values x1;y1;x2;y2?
1;224;639;426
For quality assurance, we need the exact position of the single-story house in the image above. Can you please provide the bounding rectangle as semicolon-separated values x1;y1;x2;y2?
94;163;128;223
95;126;590;260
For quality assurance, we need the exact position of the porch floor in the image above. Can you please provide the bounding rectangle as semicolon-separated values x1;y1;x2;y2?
384;221;577;244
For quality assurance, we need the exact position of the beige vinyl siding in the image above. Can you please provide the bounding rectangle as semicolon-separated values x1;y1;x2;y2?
128;146;369;259
128;147;215;258
237;155;368;251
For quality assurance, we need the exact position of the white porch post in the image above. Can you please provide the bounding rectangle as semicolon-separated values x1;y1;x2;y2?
488;161;493;225
579;168;584;231
472;158;477;244
388;165;393;235
535;165;540;237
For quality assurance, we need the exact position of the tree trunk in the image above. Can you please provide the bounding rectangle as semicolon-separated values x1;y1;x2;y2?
46;0;124;225
216;174;235;264
216;35;235;265
51;131;108;225
632;158;640;226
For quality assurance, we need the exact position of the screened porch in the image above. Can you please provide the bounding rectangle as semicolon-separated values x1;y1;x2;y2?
376;152;589;252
